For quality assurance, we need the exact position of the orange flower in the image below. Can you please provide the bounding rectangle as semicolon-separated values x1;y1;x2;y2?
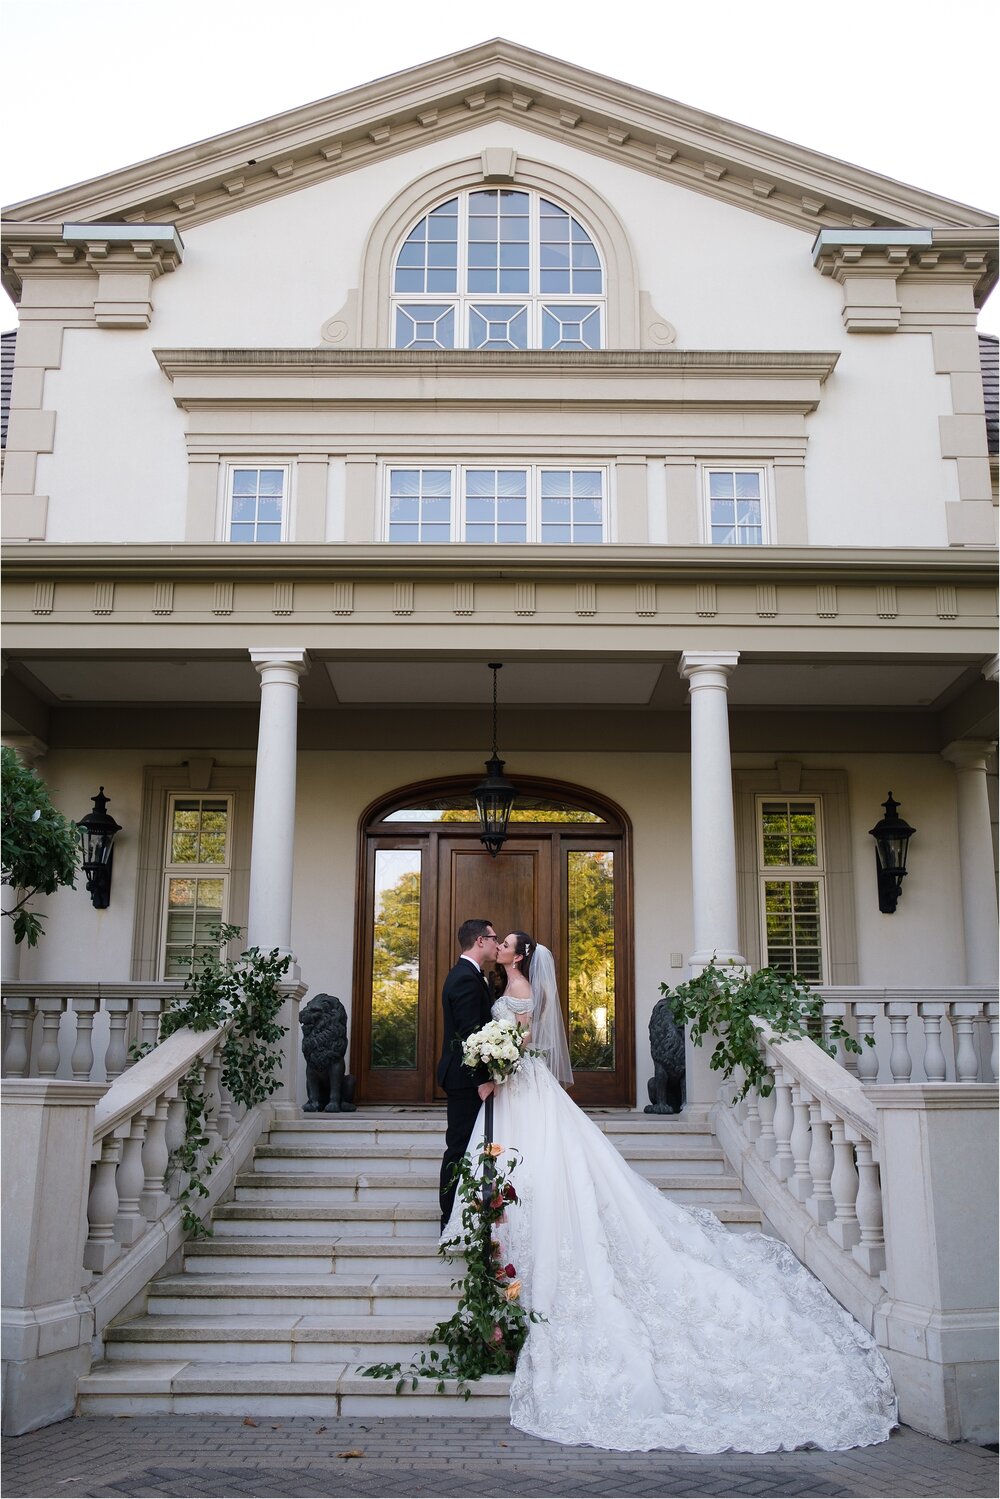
486;1143;505;1158
505;1279;521;1301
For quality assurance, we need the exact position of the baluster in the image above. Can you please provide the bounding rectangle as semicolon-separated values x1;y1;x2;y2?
755;1084;777;1161
986;1003;999;1084
2;995;35;1076
164;1093;186;1195
35;996;68;1077
826;1120;861;1250
770;1070;794;1182
140;1097;172;1220
840;1003;860;1077
918;1002;948;1082
886;1002;913;1082
103;997;131;1080
742;1087;762;1143
806;1105;835;1224
114;1117;148;1245
216;1074;235;1141
136;997;162;1056
70;996;99;1080
788;1083;814;1201
851;1136;886;1276
821;1003;848;1070
84;1136;122;1273
203;1052;222;1154
854;1002;880;1083
951;1003;983;1082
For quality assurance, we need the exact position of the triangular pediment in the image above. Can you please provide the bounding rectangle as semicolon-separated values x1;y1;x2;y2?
3;39;996;241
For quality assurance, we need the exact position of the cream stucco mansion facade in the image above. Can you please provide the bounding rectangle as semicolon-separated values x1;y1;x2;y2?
1;41;997;1440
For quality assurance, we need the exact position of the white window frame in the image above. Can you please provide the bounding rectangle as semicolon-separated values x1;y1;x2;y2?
159;793;234;979
390;189;607;351
382;463;612;544
220;462;292;544
755;794;829;984
701;464;771;546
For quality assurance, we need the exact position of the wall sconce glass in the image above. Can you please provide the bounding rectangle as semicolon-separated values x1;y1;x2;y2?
868;792;915;914
77;787;122;909
473;662;515;858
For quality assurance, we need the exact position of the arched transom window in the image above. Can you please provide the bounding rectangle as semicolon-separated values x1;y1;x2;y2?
392;189;605;350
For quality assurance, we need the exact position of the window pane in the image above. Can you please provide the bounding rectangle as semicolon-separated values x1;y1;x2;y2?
371;850;421;1069
709;472;734;499
568;850;615;1070
232;470;257;496
164;876;225;978
735;471;761;499
765;880;823;982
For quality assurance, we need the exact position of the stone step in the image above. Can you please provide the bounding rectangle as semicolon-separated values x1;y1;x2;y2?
104;1315;444;1366
210;1200;765;1238
267;1111;716;1149
146;1274;462;1320
185;1238;456;1277
251;1142;728;1176
77;1361;512;1417
233;1170;745;1204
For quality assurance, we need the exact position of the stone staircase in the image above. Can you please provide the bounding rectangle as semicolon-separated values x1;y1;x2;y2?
77;1109;764;1417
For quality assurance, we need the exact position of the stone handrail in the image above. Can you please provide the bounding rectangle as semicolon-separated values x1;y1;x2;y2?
815;987;998;1085
1;982;183;1083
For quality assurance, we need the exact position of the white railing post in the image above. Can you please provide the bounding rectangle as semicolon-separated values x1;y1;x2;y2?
987;1002;999;1083
951;1002;984;1082
113;1118;148;1247
136;997;163;1056
770;1070;794;1182
102;998;131;1081
1;1081;104;1436
850;1135;886;1276
139;1097;172;1220
788;1082;814;1201
886;1002;914;1083
854;1001;881;1082
871;1084;999;1443
754;1085;777;1161
70;997;100;1081
83;1137;122;1274
917;1002;948;1083
805;1103;835;1224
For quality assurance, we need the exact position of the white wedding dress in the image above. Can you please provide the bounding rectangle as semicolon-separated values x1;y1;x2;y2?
444;988;897;1455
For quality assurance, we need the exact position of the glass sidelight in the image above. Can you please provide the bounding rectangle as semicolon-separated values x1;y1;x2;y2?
567;849;616;1071
370;848;422;1070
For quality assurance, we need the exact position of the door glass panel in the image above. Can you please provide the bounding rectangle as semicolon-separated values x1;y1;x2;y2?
371;849;422;1069
567;850;615;1070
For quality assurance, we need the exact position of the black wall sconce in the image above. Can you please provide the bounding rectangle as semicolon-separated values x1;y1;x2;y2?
473;662;516;858
868;792;915;914
77;788;122;909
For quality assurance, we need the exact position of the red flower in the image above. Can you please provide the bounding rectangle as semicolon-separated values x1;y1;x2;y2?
490;1194;504;1211
502;1183;517;1202
504;1263;516;1278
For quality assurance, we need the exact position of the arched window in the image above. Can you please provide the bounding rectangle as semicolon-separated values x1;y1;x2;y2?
391;189;605;350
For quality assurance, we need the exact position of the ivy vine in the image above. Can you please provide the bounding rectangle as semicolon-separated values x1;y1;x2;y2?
156;924;290;1236
361;1144;543;1395
660;958;873;1101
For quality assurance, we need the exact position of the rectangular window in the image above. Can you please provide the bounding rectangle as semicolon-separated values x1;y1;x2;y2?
226;465;288;543
370;848;422;1069
161;796;231;978
385;464;607;544
705;467;767;545
567;850;616;1070
757;798;826;983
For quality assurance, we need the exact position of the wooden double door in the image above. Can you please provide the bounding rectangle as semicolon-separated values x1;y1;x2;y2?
353;809;632;1108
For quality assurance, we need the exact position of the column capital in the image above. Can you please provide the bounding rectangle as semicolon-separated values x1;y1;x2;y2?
679;650;740;684
249;647;310;683
941;739;997;772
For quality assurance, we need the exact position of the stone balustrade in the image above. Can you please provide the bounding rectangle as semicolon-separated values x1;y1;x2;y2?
815;987;997;1085
1;981;305;1436
714;1019;998;1444
1;983;182;1083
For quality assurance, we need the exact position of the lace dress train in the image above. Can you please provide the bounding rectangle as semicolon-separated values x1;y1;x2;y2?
444;995;896;1454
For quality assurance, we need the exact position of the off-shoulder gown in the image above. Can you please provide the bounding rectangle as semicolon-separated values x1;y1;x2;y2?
443;992;896;1454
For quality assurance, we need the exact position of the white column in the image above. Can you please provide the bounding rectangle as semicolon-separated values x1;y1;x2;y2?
678;651;745;970
247;649;309;960
941;739;998;984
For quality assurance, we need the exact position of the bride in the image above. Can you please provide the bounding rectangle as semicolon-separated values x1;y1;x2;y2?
443;930;897;1455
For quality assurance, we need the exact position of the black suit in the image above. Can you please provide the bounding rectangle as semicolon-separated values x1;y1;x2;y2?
438;956;492;1228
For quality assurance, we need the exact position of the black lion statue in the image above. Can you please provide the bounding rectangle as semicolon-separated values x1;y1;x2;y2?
644;996;686;1114
299;993;357;1112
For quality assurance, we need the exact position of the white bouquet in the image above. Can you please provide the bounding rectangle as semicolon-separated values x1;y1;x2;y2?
462;1018;528;1083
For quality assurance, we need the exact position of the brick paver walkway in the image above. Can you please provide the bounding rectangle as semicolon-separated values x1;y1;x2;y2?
2;1415;997;1498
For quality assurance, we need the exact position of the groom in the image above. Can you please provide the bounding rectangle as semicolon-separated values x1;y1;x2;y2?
438;918;499;1229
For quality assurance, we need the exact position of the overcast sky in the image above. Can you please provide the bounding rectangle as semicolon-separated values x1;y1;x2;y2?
3;0;998;333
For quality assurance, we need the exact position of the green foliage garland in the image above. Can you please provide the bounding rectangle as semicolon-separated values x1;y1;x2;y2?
159;923;291;1235
661;958;873;1101
0;745;79;947
361;1145;542;1395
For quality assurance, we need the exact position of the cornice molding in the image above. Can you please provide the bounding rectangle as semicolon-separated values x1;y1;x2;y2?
3;41;995;292
2;543;996;588
812;228;997;321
